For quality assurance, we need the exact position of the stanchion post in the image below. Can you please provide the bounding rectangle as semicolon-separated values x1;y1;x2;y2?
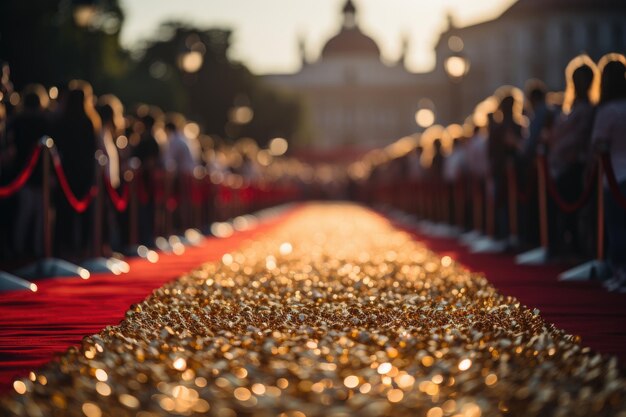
129;169;138;247
507;159;518;242
486;177;495;237
92;154;105;257
596;161;605;262
537;156;549;251
42;138;53;259
455;179;465;229
473;178;483;233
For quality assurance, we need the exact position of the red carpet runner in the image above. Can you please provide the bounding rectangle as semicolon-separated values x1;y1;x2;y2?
0;204;625;394
0;209;297;393
392;218;626;364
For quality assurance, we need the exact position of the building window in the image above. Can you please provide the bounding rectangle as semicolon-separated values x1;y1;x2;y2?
588;22;599;48
561;22;574;55
611;21;624;49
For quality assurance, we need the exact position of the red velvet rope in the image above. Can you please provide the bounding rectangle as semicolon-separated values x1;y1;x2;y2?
0;145;42;198
601;152;626;210
50;148;97;213
539;155;596;214
104;175;129;212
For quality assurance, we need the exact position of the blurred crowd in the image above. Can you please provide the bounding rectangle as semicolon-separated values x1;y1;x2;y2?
353;53;626;291
0;62;312;263
1;53;625;291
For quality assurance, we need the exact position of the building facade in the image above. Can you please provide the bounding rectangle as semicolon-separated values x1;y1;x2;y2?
266;0;626;149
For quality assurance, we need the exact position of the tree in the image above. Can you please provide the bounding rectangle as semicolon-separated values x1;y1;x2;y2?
0;0;128;91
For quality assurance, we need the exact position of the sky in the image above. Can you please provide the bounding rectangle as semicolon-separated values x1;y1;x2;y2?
119;0;517;75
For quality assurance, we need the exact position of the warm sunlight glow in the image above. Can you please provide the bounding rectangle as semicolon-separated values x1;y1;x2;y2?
119;0;518;74
179;51;203;73
269;137;289;156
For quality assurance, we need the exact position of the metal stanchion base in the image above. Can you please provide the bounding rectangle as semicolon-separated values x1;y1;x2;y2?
515;247;548;265
15;258;91;280
459;230;482;246
0;271;38;292
184;229;204;246
469;237;508;254
558;260;609;282
167;235;186;255
80;257;130;275
123;245;160;263
418;221;461;238
154;237;174;253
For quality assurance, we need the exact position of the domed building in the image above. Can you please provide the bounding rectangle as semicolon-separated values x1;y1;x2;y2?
265;0;429;149
266;0;626;149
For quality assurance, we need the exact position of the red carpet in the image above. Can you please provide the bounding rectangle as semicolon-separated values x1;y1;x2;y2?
1;204;625;394
0;208;297;393
392;219;626;364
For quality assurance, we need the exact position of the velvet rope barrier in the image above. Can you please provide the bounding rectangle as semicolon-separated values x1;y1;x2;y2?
104;175;129;212
50;147;98;213
601;152;626;210
0;145;42;198
539;155;596;214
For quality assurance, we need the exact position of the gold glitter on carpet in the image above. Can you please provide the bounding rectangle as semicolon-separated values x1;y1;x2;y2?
2;204;625;417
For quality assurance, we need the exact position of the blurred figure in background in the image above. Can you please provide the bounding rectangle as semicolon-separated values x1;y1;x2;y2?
429;138;444;183
132;107;162;246
5;84;49;257
407;145;425;183
547;55;599;259
0;63;15;258
466;125;489;234
523;80;556;161
443;137;467;185
97;94;124;252
488;92;524;242
592;53;626;292
163;113;197;176
163;113;198;232
52;80;99;258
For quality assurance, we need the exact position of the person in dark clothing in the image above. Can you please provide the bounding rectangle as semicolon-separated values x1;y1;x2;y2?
51;80;99;258
5;84;50;256
547;56;599;259
131;108;162;246
488;91;524;241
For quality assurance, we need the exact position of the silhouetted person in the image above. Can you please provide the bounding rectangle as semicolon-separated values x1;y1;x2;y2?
488;93;523;241
523;80;555;161
6;84;50;256
52;80;99;258
132;108;162;246
430;139;444;182
97;95;125;252
547;55;599;258
592;53;626;292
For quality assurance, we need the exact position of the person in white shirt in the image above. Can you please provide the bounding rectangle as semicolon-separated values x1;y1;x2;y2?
163;115;197;176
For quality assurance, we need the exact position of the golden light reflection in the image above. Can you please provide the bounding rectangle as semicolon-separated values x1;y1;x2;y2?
12;381;26;395
458;358;472;371
269;137;289;156
81;402;102;417
94;369;108;382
